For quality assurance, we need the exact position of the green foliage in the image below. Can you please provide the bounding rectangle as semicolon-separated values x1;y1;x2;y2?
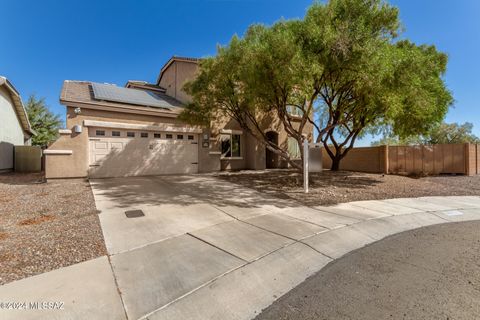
25;95;62;147
373;122;480;146
180;0;453;170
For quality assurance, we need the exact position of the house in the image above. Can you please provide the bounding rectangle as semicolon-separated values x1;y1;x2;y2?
0;76;34;171
44;56;312;179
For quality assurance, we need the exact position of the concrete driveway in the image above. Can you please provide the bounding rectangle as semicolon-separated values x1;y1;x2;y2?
2;175;480;320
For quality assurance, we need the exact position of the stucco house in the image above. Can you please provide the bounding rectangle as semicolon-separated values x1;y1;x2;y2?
0;76;34;171
44;56;311;179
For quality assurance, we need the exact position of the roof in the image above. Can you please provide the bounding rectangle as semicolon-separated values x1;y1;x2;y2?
156;56;201;85
60;80;185;116
125;80;166;93
0;76;34;136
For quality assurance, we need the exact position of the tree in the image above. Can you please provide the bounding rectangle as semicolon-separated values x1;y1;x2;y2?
180;22;315;169
180;0;453;171
372;122;480;145
301;0;453;170
25;95;62;147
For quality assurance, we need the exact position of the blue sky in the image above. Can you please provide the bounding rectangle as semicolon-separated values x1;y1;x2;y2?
2;0;479;146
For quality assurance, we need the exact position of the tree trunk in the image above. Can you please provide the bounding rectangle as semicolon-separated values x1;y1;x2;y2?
330;156;341;171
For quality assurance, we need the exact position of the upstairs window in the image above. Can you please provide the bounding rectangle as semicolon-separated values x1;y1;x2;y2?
154;133;161;139
96;130;105;136
221;134;241;158
166;134;173;139
286;105;304;117
112;131;121;137
127;132;135;138
140;132;148;138
177;134;184;140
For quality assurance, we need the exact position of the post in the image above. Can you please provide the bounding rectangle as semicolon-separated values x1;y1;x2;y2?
303;140;309;193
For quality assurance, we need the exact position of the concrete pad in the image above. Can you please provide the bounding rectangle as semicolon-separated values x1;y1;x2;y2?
110;234;244;320
417;197;480;210
319;202;390;220
302;226;376;259
383;198;454;212
432;208;480;222
274;206;360;230
190;221;293;262
0;257;125;320
245;213;327;240
351;213;446;241
147;243;331;320
213;205;275;220
350;200;423;215
99;203;232;255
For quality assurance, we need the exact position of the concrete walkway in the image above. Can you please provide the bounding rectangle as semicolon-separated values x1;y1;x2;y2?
1;175;480;320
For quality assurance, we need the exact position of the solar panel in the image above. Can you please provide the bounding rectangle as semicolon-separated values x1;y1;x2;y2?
91;82;182;109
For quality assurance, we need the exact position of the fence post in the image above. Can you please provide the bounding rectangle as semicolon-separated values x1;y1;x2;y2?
383;145;389;174
464;143;470;176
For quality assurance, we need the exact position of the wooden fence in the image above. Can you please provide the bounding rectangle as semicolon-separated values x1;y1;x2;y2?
322;143;480;176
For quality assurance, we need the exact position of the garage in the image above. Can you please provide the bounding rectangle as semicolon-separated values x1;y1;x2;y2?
88;127;198;178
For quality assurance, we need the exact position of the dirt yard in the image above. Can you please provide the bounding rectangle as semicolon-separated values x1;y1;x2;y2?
0;172;106;285
217;170;480;206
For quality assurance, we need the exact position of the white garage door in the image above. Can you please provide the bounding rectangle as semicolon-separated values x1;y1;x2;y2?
88;128;198;178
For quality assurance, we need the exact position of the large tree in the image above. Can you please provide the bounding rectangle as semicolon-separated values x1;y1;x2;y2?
25;95;62;147
180;0;453;171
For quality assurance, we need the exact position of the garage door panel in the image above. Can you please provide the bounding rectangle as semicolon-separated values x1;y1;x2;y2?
88;131;198;178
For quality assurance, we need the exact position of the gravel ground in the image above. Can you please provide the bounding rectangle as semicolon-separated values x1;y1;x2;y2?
0;172;106;285
256;221;480;320
217;170;480;206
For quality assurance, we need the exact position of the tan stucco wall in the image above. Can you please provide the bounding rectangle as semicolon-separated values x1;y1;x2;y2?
0;86;25;170
45;107;196;178
159;61;198;104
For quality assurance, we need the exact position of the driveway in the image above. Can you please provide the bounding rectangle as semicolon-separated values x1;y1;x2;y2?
1;175;480;320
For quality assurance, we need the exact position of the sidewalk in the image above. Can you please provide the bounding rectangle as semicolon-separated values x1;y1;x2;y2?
1;195;479;320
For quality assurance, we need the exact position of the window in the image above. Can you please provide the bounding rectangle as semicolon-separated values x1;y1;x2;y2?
166;134;173;139
288;137;301;159
177;134;184;140
188;135;194;140
112;131;121;137
286;105;304;117
141;132;148;138
154;133;161;139
127;132;135;138
221;134;241;158
96;130;105;136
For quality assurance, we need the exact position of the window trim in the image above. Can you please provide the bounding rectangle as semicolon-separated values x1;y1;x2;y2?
220;133;242;159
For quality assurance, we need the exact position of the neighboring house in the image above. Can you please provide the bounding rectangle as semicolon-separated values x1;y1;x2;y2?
44;56;312;178
0;76;34;171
